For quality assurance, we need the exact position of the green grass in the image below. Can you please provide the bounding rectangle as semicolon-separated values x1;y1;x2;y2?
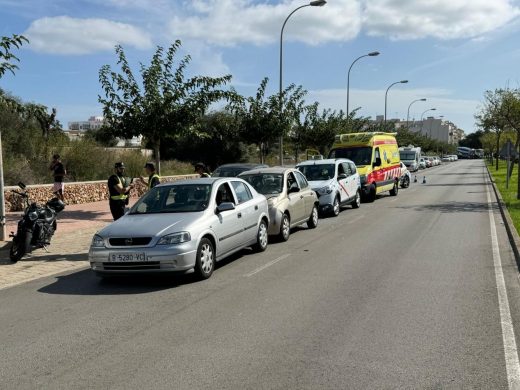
487;159;520;234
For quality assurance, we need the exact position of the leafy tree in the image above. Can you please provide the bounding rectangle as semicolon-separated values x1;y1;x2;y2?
0;35;28;79
169;111;247;168
99;41;234;173
229;78;307;164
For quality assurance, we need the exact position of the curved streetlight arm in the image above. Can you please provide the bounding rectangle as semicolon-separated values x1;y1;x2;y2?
407;98;426;124
346;54;369;116
384;81;401;122
279;5;309;100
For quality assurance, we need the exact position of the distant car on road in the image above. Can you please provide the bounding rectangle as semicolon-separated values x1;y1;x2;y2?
212;163;269;177
296;158;361;216
419;158;427;169
89;178;270;280
239;167;319;242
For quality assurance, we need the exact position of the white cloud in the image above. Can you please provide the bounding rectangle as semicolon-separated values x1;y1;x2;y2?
307;87;480;132
170;0;362;46
24;16;152;55
184;41;231;77
168;0;520;46
362;0;520;40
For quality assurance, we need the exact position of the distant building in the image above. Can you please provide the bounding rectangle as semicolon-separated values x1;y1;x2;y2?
68;116;104;132
370;115;465;145
65;116;142;147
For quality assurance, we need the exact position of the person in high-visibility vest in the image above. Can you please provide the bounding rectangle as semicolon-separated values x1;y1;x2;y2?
139;162;161;190
108;162;134;221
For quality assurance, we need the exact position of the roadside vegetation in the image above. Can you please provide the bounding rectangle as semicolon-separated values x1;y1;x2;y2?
487;160;520;234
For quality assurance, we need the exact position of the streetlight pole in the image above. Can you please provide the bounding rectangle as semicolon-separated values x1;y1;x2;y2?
384;80;408;123
406;98;426;125
346;51;379;117
420;108;436;136
279;0;326;166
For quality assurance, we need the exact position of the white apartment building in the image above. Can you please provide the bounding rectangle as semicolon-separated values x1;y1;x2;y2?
65;116;142;147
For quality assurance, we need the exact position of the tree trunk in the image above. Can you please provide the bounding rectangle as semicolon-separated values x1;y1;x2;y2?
154;139;161;175
496;133;501;171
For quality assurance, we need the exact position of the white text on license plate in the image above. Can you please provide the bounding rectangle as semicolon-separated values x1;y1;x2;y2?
109;253;146;262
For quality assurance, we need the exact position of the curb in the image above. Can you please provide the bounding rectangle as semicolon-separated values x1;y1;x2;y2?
486;165;520;269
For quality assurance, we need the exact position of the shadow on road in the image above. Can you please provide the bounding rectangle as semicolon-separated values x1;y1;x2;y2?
37;248;253;296
0;251;88;265
38;269;200;295
424;182;487;187
397;201;494;214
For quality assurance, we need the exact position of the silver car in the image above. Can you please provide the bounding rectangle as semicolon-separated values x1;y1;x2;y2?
89;178;269;279
239;167;319;241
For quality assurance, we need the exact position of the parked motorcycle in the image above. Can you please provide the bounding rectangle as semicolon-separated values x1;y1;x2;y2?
9;182;65;262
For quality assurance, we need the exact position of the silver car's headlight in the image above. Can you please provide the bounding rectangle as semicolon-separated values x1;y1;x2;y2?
317;185;333;195
28;210;38;221
157;232;191;245
91;234;105;248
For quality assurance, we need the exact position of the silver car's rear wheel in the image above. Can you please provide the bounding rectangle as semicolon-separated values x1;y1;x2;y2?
307;205;319;229
279;213;290;242
253;220;268;252
195;238;215;279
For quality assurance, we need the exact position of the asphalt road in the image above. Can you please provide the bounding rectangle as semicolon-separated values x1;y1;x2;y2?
2;159;520;389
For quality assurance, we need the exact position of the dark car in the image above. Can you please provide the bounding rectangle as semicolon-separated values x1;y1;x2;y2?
212;163;269;177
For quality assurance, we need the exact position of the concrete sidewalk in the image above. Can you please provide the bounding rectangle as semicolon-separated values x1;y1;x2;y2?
0;200;122;290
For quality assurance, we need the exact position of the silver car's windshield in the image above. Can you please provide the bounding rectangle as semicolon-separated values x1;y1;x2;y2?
297;164;335;181
241;174;284;195
129;184;212;214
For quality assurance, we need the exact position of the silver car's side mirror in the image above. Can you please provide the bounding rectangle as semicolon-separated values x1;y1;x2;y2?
216;202;235;213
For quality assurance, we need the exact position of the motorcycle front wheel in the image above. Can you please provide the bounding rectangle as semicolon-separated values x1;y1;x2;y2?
9;233;31;263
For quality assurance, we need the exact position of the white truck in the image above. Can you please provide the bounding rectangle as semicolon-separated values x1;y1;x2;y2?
399;146;421;172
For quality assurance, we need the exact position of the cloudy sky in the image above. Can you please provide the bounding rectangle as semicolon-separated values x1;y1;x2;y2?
1;0;520;133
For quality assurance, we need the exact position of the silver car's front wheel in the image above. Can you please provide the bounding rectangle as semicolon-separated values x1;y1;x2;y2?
307;205;319;229
195;238;215;280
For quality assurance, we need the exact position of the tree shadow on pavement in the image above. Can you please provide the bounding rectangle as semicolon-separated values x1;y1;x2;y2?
38;269;200;296
397;201;493;214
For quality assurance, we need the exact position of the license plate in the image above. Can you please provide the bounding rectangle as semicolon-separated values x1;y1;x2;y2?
108;253;146;262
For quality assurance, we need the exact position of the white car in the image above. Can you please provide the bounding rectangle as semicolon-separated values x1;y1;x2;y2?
296;158;361;217
399;162;411;188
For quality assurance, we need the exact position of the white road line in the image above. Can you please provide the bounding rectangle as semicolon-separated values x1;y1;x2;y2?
486;175;520;389
347;215;365;225
245;254;291;277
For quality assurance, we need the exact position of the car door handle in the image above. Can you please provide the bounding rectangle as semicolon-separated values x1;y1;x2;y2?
255;205;258;210
237;213;242;218
300;195;304;199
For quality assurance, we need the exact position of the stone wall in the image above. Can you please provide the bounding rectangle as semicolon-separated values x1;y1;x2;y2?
4;174;199;212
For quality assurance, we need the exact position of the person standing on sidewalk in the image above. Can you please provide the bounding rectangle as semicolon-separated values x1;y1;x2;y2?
49;154;66;202
138;162;161;191
194;162;211;178
108;162;134;221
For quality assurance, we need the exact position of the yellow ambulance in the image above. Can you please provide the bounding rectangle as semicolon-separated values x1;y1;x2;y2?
328;132;401;202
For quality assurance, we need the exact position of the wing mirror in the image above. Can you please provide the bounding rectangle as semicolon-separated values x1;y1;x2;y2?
373;157;382;167
337;173;347;180
216;202;235;213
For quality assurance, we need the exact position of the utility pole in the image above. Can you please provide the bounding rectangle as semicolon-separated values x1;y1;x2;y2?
0;128;6;241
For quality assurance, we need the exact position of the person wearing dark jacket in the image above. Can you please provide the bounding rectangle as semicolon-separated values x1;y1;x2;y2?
194;162;211;178
49;154;66;202
108;162;134;221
